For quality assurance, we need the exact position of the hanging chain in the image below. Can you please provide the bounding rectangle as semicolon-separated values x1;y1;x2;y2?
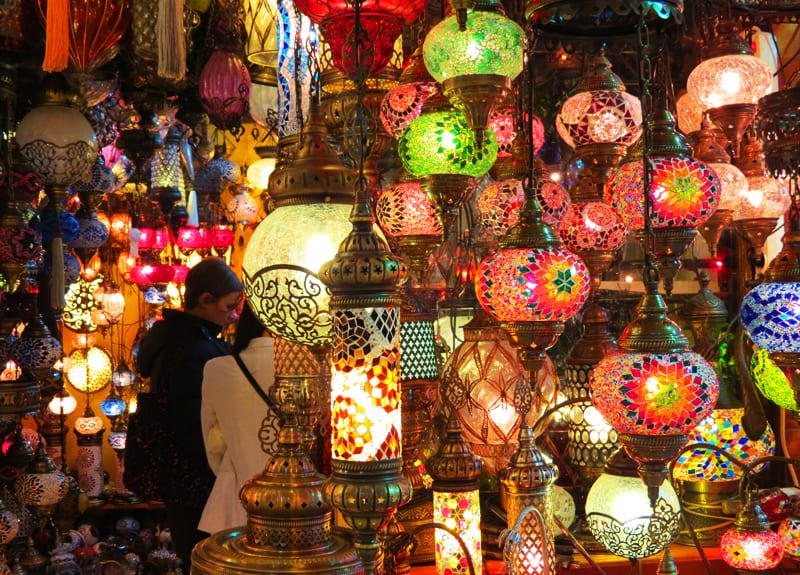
636;11;656;278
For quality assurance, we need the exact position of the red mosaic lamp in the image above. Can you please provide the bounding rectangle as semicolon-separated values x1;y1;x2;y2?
590;264;719;504
379;47;439;139
293;0;426;79
720;494;784;571
605;109;721;295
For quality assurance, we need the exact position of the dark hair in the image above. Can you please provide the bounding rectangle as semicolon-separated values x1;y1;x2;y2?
233;302;267;353
184;258;243;311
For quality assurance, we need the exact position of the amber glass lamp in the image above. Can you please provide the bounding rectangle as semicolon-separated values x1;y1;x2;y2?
319;172;410;574
423;1;524;145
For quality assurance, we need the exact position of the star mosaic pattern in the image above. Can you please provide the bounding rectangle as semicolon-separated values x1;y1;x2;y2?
380;82;439;139
476;247;590;323
557;89;642;148
590;350;719;434
558;201;628;252
605;157;720;230
376;180;442;237
741;282;800;353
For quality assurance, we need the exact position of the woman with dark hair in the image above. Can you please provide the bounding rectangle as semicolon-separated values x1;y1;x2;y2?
199;302;276;533
134;257;243;569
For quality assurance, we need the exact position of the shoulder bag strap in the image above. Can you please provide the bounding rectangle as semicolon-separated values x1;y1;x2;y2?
232;352;280;419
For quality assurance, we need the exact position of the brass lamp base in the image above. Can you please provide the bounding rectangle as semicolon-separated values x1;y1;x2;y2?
324;459;412;575
192;528;363;575
708;103;756;159
635;227;697;296
698;209;733;258
617;432;688;507
419;174;474;236
442;74;511;146
396;235;442;283
734;217;779;266
578;249;617;293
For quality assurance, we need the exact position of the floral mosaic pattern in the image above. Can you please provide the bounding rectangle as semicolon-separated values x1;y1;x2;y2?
558;201;628;252
399;110;498;178
673;408;774;481
16;469;69;506
476;247;590;323
71;218;109;250
376;181;441;237
590;350;719;434
11;335;63;373
557;90;642;148
380;82;438;138
605;157;720;230
434;490;482;575
741;282;800;353
330;307;402;461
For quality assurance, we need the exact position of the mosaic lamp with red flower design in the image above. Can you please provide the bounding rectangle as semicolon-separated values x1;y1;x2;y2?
375;173;442;281
605;109;721;294
720;495;784;571
293;0;426;79
590;265;719;504
423;2;524;145
475;175;590;530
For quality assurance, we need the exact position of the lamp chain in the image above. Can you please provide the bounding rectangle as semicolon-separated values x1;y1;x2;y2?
636;8;657;282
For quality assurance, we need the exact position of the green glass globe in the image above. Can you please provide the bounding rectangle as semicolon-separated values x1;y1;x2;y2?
423;10;524;83
398;109;498;177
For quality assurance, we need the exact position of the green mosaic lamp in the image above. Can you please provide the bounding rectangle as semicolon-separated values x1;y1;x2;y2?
423;0;524;145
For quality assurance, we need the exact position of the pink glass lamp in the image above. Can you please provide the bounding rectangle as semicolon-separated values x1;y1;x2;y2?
379;47;438;139
720;496;784;572
605;109;721;295
375;173;442;282
199;48;252;134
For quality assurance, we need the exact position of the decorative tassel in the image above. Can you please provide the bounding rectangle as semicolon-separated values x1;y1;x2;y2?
186;189;199;227
157;0;187;81
50;236;65;311
42;0;70;72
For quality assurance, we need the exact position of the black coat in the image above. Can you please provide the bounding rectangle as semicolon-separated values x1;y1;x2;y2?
137;309;230;461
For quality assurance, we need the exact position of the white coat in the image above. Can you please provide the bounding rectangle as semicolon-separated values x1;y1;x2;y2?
199;336;277;533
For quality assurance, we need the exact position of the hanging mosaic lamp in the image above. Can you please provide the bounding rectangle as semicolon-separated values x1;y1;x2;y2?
423;0;524;145
380;47;438;139
605;109;721;295
293;0;426;79
720;495;784;572
590;266;719;504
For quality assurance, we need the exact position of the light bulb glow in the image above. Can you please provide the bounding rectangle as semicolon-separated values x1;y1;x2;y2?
434;490;482;575
735;176;789;220
688;54;772;109
557;90;642;148
720;525;784;571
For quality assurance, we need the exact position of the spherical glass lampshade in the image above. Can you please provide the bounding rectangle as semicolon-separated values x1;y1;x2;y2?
65;346;112;394
707;162;748;211
15;102;97;187
249;82;278;131
176;227;212;252
16;465;68;507
0;504;19;546
676;91;704;135
423;10;524;83
741;282;800;353
475;247;590;323
734;175;789;220
71;217;109;252
557;90;642;148
63;275;103;332
242;203;356;347
199;49;252;130
605;156;720;229
590;350;719;435
100;394;126;418
112;361;135;387
376;180;441;237
48;392;78;415
558;201;628;252
74;413;104;435
225;188;260;225
399;109;498;178
751;349;796;411
108;430;127;450
247;157;276;191
720;523;784;571
780;517;800;557
687;54;772;110
11;334;63;375
380;82;439;139
476;179;523;238
447;316;558;474
211;225;236;252
137;227;169;251
673;408;774;481
585;471;680;559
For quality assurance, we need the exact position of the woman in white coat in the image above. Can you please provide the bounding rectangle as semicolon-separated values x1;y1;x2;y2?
199;303;278;533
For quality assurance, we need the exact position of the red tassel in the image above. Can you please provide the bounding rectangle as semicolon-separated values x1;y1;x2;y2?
42;0;70;73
